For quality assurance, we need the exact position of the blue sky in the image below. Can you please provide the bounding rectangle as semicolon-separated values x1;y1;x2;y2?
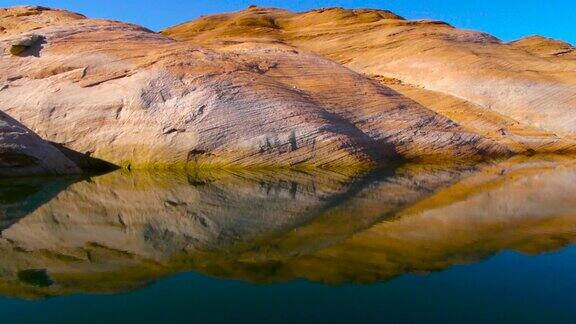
3;0;575;44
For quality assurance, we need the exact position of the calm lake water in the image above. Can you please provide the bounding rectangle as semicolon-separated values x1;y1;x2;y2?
1;156;576;323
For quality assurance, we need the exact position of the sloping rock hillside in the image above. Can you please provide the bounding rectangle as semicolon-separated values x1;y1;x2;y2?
0;6;512;170
164;6;576;153
0;110;79;176
510;35;576;58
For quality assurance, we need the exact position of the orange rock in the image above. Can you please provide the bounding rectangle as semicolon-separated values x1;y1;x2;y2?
165;7;576;150
0;6;510;169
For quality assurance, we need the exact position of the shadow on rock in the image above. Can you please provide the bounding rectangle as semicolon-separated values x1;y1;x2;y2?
0;175;79;233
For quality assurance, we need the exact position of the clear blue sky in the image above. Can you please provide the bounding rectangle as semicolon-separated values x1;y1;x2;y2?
3;0;575;44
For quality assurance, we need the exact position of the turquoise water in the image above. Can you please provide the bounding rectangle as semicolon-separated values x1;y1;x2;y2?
1;157;576;323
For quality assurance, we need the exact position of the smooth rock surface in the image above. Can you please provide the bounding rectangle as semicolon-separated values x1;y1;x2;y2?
165;7;576;151
510;35;576;58
0;111;79;176
0;6;510;169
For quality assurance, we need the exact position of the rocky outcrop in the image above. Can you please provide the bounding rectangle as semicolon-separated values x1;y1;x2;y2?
0;6;512;170
164;6;576;150
6;34;43;55
0;111;79;176
2;5;575;170
509;35;576;58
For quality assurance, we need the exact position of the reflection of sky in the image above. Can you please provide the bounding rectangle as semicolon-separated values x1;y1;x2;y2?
0;247;575;322
1;0;574;43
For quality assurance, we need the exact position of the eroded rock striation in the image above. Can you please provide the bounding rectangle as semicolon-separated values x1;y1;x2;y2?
3;5;576;171
0;6;514;170
165;6;576;153
510;35;576;58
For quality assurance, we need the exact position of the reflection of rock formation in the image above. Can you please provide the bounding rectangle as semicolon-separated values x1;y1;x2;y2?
1;157;576;298
0;163;472;298
0;176;77;232
0;168;367;298
280;157;576;283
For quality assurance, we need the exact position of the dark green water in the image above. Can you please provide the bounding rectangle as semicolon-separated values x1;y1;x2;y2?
1;156;576;323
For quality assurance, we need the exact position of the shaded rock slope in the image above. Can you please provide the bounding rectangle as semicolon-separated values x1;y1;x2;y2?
0;111;79;176
164;6;576;153
0;6;514;171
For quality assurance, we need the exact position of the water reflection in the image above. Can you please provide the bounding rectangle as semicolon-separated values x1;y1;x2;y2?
0;176;77;232
1;156;576;299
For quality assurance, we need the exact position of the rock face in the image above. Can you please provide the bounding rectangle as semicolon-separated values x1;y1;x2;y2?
6;34;43;55
510;35;576;58
164;6;576;152
0;6;513;170
0;111;79;176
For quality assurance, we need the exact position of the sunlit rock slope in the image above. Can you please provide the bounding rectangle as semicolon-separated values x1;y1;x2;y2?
165;6;576;153
0;6;513;170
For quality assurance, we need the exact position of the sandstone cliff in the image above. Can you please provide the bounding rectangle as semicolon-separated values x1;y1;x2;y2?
164;6;576;153
0;6;513;171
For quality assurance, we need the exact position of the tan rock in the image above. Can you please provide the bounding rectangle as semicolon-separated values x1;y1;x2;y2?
6;34;43;55
510;35;575;58
164;7;576;146
0;6;510;170
0;111;80;176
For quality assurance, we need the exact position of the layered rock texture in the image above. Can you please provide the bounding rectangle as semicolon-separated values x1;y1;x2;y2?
1;5;575;172
510;35;576;58
0;5;521;172
165;6;576;154
0;111;79;176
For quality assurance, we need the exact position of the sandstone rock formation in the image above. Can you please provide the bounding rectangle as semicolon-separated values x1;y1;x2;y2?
0;6;516;170
3;4;576;300
510;35;576;58
2;5;576;171
0;111;79;176
164;6;576;152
